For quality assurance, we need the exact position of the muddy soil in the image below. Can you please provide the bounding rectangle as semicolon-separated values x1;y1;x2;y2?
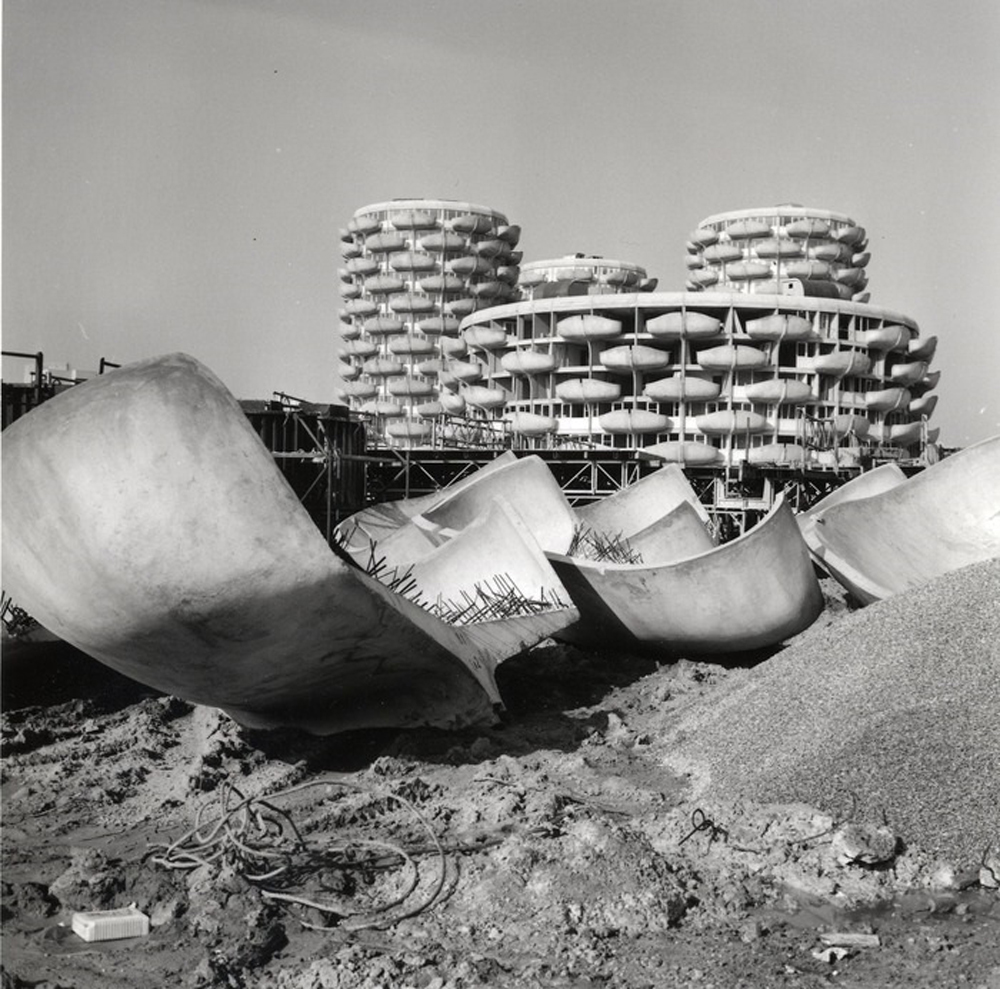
3;591;999;988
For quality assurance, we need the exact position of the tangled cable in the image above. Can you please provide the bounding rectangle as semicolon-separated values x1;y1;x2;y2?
677;790;863;855
147;777;448;931
678;808;730;848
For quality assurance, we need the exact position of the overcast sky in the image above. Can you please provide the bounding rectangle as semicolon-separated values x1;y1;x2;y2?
4;0;998;446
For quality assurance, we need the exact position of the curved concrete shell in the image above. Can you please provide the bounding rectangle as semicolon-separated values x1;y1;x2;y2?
626;501;717;564
643;375;721;403
575;464;711;538
696;409;772;436
801;436;1000;603
861;325;910;351
743;379;814;405
408;500;570;613
420;454;577;555
600;345;671;372
555;378;622;403
599;409;670;434
744;314;815;341
501;351;558;375
645;311;723;340
697;345;770;371
337;452;518;553
908;335;938;360
557;314;623;341
547;494;823;654
1;359;576;735
812;350;872;377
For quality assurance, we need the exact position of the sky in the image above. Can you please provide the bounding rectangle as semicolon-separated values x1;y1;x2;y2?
3;0;999;447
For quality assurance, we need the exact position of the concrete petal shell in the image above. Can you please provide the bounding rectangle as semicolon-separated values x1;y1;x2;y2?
0;356;555;735
799;436;1000;604
575;464;711;538
547;494;822;653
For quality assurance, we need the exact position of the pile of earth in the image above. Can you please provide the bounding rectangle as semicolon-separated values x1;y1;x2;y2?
2;569;998;988
665;557;1000;868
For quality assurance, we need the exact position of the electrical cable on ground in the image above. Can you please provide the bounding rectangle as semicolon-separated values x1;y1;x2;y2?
147;777;448;932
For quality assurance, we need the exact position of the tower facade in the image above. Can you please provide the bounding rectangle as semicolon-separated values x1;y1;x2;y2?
452;205;939;466
684;205;871;301
337;199;521;446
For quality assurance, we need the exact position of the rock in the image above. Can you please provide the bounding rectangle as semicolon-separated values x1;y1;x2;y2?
48;847;124;911
980;843;1000;889
820;931;881;948
813;945;852;963
1;881;59;920
830;823;898;866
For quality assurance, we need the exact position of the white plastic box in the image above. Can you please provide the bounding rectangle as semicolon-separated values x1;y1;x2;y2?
72;905;150;942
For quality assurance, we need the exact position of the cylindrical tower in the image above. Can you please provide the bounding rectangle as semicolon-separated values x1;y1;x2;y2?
685;205;871;302
518;254;658;298
337;199;522;447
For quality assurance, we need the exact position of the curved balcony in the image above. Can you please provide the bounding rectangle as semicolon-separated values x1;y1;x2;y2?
696;344;770;371
645;440;722;465
643;375;720;403
599;409;670;434
812;350;872;377
386;420;434;441
865;387;911;412
417;315;461;335
695;409;772;436
464;326;509;350
744;313;815;341
556;315;623;341
362;315;406;336
389;250;438;272
554;378;622;404
449;213;495;235
506;411;557;436
599;345;671;372
501;351;558;375
784;218;830;239
743;378;814;405
462;385;507;409
389;210;439;230
646;311;723;340
365;232;407;253
754;238;804;259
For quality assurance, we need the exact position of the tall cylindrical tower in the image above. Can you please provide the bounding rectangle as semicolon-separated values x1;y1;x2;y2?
337;199;521;447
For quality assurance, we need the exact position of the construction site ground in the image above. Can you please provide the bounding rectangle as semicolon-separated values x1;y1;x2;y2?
2;577;998;989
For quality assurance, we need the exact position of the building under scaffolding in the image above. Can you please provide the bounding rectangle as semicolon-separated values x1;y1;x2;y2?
336;202;941;537
353;427;920;541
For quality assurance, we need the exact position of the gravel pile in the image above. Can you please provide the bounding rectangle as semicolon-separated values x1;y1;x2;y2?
667;558;1000;867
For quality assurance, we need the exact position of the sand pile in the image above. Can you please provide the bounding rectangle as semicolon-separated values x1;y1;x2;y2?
666;558;1000;867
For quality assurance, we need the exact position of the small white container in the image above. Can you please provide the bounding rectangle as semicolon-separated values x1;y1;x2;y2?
72;905;150;942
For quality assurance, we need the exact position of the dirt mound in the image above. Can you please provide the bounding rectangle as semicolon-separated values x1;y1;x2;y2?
666;559;1000;866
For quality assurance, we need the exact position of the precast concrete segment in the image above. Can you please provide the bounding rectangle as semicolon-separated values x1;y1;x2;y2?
626;501;717;565
804;435;1000;604
421;454;577;555
797;463;907;565
335;451;517;554
408;499;573;612
0;354;559;734
575;464;712;537
547;494;823;654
